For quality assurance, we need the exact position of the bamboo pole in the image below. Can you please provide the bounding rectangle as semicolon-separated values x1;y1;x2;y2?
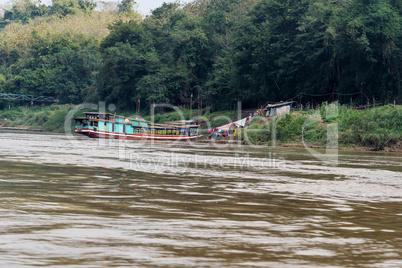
190;93;193;119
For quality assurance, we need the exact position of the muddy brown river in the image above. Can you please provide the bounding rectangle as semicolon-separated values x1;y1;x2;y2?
0;133;401;267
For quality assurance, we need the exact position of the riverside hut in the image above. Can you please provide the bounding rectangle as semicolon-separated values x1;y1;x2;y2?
263;101;294;117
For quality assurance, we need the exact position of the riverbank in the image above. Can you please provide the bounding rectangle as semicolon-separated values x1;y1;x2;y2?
1;103;401;152
0;104;73;132
240;103;401;152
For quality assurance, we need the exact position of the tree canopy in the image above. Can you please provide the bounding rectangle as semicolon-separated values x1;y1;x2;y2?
0;0;401;111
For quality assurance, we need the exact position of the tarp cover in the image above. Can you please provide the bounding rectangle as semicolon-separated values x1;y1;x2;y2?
216;123;234;131
234;118;247;127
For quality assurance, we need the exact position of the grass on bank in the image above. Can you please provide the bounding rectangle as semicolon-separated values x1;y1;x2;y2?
0;104;74;132
243;104;402;151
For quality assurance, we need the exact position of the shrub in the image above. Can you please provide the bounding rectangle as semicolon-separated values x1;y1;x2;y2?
42;110;70;132
243;123;270;145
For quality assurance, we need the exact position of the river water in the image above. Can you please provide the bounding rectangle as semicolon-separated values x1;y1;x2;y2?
0;133;401;267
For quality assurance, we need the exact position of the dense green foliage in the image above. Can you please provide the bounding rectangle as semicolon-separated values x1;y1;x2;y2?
0;0;140;109
0;0;97;29
0;0;401;112
98;0;401;111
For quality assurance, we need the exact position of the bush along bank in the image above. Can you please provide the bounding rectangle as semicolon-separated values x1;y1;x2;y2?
0;104;75;132
241;104;402;152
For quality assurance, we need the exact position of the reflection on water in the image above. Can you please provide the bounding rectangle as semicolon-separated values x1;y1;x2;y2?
0;133;401;267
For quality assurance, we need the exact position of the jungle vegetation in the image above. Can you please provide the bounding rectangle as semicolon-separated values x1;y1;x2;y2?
0;0;401;112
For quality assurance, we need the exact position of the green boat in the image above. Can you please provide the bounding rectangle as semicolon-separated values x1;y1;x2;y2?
74;112;200;140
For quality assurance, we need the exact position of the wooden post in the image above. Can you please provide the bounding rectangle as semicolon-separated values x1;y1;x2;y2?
200;88;203;116
394;100;396;108
137;98;141;114
190;93;193;119
198;88;200;116
373;97;375;108
299;94;302;111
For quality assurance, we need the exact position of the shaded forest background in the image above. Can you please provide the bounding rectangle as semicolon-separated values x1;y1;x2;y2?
0;0;401;112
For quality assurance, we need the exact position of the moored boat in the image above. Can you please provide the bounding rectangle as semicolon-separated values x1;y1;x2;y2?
74;112;200;140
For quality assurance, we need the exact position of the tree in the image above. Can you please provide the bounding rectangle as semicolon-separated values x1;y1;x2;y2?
99;20;159;109
118;0;136;13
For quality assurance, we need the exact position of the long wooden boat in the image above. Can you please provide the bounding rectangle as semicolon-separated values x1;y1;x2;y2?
74;112;200;140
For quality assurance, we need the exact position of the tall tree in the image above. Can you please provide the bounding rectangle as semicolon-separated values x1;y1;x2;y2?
118;0;136;13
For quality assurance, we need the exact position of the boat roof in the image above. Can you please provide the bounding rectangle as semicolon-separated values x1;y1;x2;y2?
83;112;149;122
153;122;199;128
83;112;114;116
116;115;149;122
164;120;197;124
81;112;199;126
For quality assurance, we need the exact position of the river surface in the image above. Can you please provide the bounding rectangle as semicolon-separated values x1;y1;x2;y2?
0;132;401;267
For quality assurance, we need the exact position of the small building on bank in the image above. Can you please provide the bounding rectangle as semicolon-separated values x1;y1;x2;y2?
263;101;294;117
